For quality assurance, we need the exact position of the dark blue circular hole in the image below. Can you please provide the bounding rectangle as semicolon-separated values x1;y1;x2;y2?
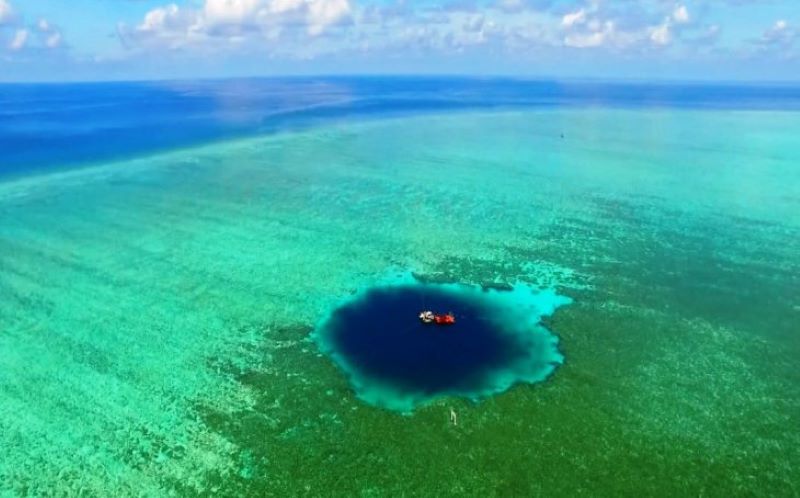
328;286;526;393
315;279;570;411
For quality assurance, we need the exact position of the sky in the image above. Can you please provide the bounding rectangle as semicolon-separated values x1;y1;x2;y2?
0;0;798;82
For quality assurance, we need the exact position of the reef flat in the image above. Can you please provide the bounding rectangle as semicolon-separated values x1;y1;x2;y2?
0;109;798;496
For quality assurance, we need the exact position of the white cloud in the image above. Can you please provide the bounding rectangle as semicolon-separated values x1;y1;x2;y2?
112;0;728;62
45;30;62;48
138;4;182;32
9;27;26;50
649;22;671;45
307;0;350;35
123;0;352;51
673;5;690;24
564;20;616;48
756;19;796;50
0;0;13;24
32;17;64;49
565;30;604;48
559;2;686;50
762;19;792;43
562;9;586;28
203;0;260;25
642;5;691;48
0;2;65;54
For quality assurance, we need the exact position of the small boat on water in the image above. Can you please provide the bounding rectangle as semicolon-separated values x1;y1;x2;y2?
419;311;456;326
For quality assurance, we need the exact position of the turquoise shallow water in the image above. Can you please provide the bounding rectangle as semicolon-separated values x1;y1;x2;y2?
1;108;799;496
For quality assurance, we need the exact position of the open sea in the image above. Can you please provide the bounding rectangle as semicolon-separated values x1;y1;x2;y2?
0;77;798;496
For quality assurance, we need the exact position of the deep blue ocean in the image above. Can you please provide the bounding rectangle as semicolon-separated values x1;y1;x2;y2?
2;77;800;177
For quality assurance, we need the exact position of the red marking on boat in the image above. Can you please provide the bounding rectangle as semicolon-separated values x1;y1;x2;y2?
434;313;456;325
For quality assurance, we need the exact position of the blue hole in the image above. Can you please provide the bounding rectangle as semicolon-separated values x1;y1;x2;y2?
315;278;571;411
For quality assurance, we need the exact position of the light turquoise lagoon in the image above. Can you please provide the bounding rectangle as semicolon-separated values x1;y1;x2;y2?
1;108;799;496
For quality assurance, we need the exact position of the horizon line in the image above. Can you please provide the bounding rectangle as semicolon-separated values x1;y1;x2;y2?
2;73;800;87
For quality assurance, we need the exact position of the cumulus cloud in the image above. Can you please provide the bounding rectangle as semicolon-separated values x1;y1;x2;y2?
753;19;797;55
306;0;351;35
673;5;690;24
557;2;694;50
45;31;62;48
562;8;587;28
762;19;793;44
644;4;694;48
565;25;608;47
104;0;783;66
0;0;14;24
649;21;671;45
120;0;555;57
133;4;187;36
119;0;353;53
0;0;65;55
36;17;63;48
8;27;25;50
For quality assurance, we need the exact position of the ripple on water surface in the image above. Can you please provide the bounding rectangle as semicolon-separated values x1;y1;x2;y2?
314;274;572;411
